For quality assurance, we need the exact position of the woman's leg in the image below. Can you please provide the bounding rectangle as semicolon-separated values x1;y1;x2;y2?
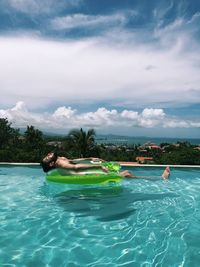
119;170;135;178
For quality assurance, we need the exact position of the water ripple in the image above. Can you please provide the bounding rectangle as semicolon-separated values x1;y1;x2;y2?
1;166;200;266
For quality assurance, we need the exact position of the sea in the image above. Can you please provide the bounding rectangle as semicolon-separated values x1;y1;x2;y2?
96;135;200;146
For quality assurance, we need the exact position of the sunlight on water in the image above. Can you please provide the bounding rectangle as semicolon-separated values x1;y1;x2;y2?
0;166;200;267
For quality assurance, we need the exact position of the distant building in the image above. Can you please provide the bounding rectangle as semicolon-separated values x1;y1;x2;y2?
136;156;154;164
104;145;118;150
148;145;161;150
173;144;180;147
139;142;161;150
47;141;62;148
139;149;148;153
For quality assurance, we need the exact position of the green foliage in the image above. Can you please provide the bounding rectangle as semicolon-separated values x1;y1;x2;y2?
156;148;200;165
0;118;199;165
0;149;13;162
24;125;45;151
97;144;137;162
0;120;46;162
0;118;19;149
64;128;96;157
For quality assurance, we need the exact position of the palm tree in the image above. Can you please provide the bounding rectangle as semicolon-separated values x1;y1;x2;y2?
66;128;96;157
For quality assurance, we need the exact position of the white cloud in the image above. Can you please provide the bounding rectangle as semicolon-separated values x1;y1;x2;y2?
0;102;199;133
11;101;27;112
141;108;165;119
135;108;165;128
0;101;44;127
0;34;200;110
53;106;76;119
51;13;128;30
163;120;200;129
5;0;81;15
190;122;200;128
139;118;158;128
163;120;190;128
153;14;200;52
74;108;119;127
121;110;138;120
7;0;54;14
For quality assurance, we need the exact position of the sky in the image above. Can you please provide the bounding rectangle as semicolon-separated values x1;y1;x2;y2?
0;0;200;138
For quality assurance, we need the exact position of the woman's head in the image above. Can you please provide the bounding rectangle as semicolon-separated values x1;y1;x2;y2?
40;152;58;172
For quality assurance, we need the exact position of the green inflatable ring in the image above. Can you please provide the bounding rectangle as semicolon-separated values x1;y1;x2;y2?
46;169;122;184
46;162;122;184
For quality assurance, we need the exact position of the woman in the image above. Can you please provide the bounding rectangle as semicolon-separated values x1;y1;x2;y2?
41;152;135;177
41;152;170;179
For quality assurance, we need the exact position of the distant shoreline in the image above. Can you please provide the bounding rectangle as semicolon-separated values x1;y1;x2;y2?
96;136;200;145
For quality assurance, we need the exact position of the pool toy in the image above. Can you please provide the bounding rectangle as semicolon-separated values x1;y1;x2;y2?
101;162;121;172
46;162;122;184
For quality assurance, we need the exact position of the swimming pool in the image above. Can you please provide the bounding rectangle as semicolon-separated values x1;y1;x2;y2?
0;165;200;267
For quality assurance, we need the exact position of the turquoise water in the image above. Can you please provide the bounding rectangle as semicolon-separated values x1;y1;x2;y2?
0;166;200;267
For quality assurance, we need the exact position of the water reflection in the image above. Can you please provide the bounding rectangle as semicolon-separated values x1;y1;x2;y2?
40;183;178;222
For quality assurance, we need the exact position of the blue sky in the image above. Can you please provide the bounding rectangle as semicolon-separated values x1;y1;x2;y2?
0;0;200;138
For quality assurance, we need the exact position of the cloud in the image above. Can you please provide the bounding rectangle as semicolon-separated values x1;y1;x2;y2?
0;33;200;110
53;106;76;119
0;3;200;138
4;0;82;15
138;108;166;128
141;108;165;119
51;12;129;30
153;13;200;51
0;101;44;127
0;102;199;133
121;110;138;120
163;119;200;128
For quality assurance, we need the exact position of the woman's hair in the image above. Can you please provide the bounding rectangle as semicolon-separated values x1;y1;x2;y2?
40;152;58;173
40;161;56;172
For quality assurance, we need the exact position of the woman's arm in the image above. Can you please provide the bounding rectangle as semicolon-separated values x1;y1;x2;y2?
57;161;108;171
72;157;105;162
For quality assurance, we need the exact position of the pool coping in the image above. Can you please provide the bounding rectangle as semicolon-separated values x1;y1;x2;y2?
0;162;200;168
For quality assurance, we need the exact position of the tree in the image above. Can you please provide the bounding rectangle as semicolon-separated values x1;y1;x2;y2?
65;128;96;157
0;118;19;149
24;125;45;151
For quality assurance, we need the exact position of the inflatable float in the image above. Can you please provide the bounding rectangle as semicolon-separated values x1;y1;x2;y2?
46;162;122;185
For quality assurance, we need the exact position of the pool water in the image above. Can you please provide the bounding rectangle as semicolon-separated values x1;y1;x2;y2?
0;166;200;267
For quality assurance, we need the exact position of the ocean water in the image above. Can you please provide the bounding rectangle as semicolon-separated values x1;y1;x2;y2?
96;135;200;145
0;165;200;267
